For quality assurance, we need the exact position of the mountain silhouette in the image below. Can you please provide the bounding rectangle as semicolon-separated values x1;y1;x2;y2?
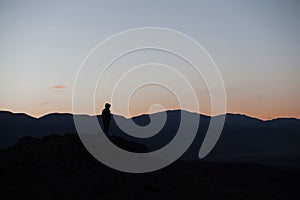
1;110;300;170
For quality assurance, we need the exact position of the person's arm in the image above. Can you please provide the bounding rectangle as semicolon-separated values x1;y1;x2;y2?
108;110;111;120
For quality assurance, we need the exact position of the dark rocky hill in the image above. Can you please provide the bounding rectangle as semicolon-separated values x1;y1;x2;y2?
0;133;299;200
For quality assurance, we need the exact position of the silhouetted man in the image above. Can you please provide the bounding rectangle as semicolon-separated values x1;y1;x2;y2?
101;103;111;136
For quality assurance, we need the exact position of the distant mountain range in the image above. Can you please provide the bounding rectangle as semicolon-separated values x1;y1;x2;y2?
1;110;300;170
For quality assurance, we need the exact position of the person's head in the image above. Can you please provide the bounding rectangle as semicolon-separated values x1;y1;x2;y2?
105;103;111;109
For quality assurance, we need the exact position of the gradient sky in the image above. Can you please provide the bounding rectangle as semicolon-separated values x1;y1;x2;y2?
0;0;299;120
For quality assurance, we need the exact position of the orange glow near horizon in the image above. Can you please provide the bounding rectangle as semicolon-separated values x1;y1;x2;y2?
1;83;299;121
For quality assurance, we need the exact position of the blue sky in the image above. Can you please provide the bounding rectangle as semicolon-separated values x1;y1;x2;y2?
0;0;299;119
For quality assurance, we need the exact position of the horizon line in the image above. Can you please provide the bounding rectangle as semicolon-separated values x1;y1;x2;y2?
0;109;299;122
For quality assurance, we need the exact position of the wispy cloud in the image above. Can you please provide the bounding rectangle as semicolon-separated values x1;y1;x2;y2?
39;102;50;106
52;85;66;92
52;85;66;89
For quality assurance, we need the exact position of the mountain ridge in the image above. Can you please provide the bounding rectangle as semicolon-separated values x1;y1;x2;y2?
1;109;299;121
1;109;300;171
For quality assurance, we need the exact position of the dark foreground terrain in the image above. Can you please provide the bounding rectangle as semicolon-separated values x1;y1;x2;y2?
0;133;299;200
